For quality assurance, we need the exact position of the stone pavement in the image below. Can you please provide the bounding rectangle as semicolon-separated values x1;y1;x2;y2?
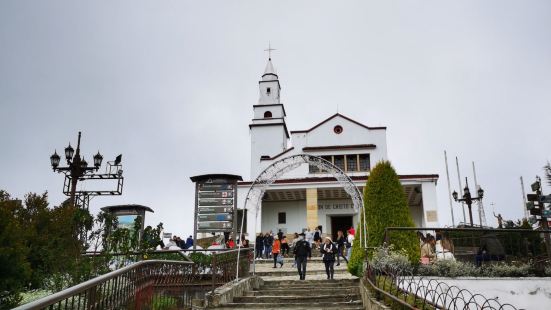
212;256;364;309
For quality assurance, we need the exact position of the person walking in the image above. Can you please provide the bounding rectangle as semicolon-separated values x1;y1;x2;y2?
320;237;337;280
293;232;311;280
281;235;289;257
264;232;274;259
255;233;264;260
305;228;314;249
272;236;283;268
346;230;355;261
335;230;348;266
313;226;322;249
291;233;299;267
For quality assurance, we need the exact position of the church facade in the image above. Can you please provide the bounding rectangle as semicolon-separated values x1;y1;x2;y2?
236;58;439;239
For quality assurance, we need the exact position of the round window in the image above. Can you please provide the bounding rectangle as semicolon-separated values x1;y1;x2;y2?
334;125;343;134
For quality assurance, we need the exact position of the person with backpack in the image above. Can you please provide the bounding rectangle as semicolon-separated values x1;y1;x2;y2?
320;237;337;280
335;230;348;266
293;232;311;280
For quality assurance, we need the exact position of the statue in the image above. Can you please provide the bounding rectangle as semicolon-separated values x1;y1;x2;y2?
493;212;503;228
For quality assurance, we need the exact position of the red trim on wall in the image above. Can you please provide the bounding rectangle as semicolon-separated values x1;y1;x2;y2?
302;144;376;152
238;174;439;185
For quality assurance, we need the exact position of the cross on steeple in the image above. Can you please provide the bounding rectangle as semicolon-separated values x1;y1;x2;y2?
264;42;276;60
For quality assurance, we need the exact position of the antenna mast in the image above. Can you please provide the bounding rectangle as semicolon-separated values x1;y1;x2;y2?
472;161;487;227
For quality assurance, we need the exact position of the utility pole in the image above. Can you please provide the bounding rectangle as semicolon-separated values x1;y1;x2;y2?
455;157;467;225
520;176;528;219
444;151;455;227
472;162;487;227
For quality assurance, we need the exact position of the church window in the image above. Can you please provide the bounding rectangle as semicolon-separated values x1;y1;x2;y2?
359;154;370;171
346;154;358;172
264;111;272;118
266;87;271;95
334;155;345;171
278;212;286;224
334;125;343;134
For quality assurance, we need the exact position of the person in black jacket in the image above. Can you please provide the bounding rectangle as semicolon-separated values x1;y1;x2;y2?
293;232;311;280
320;237;337;280
335;230;348;266
255;233;264;259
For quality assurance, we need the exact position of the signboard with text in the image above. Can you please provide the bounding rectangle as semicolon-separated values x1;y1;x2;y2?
190;174;241;236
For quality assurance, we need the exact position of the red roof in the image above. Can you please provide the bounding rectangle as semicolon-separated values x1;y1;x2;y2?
290;113;386;134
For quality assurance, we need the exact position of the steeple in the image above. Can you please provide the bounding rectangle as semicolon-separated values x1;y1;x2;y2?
263;58;277;80
258;57;281;104
249;45;289;178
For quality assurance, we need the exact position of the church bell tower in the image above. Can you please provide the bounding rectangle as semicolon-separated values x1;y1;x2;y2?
249;55;289;179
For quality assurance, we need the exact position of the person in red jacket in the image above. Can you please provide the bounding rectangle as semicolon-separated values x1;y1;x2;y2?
272;236;283;268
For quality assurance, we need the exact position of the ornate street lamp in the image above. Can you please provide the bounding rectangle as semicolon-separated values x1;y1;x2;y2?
50;151;61;169
50;132;111;208
453;177;484;227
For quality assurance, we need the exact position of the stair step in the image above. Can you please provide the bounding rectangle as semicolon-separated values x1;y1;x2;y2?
233;293;360;303
251;286;359;296
261;278;359;287
214;300;363;309
255;269;349;277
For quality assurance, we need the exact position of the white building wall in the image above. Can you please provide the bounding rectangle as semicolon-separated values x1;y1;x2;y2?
421;181;439;227
250;125;288;178
261;200;307;234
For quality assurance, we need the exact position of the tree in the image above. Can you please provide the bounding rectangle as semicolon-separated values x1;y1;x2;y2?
348;161;419;276
0;191;31;309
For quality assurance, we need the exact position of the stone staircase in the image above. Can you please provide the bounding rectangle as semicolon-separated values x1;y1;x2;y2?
211;257;364;309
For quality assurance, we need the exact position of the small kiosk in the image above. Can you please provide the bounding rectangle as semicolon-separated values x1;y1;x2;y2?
101;204;154;233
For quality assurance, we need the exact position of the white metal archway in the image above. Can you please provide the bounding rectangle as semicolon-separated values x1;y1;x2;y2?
236;154;367;280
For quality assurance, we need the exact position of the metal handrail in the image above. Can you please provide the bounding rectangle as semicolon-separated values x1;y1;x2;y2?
13;260;192;310
365;263;520;310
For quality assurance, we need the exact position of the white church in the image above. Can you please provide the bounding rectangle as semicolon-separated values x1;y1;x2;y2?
235;57;439;240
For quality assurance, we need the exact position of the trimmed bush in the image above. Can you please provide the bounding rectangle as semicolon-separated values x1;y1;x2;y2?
347;225;366;276
348;161;420;274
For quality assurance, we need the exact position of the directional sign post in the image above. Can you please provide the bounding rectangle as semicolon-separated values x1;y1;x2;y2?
190;174;243;250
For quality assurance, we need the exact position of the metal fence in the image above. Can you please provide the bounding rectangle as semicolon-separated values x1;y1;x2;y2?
211;248;252;293
364;263;519;310
384;227;551;264
14;248;253;310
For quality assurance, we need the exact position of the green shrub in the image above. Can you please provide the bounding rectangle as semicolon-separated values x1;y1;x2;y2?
371;245;412;272
417;260;534;278
347;237;365;277
349;161;420;272
151;295;177;310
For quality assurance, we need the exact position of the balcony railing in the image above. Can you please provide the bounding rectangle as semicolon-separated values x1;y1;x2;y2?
14;248;253;310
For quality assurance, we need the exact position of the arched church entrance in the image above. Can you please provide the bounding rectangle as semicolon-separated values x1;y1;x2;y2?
236;154;367;277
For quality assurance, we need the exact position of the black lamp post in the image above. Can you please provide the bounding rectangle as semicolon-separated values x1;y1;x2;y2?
453;177;484;227
50;132;103;208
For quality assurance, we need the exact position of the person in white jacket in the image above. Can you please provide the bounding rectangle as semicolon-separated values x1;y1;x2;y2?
346;232;354;261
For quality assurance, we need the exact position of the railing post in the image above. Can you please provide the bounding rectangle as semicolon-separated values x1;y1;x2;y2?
211;252;217;294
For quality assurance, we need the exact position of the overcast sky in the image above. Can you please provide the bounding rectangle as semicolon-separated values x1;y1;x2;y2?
1;1;550;236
